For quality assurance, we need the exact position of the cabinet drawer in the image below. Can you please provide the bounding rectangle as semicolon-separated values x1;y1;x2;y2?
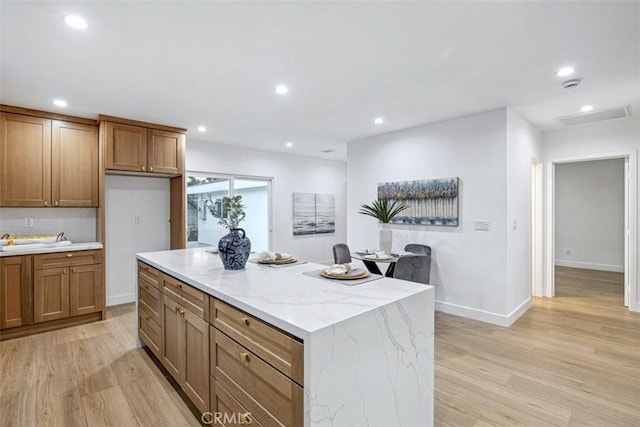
35;250;102;269
210;377;263;427
211;327;303;427
163;274;207;319
211;299;303;385
139;304;161;357
139;280;161;324
138;261;160;289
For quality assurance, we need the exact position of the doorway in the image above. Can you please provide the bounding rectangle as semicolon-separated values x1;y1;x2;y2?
544;152;637;312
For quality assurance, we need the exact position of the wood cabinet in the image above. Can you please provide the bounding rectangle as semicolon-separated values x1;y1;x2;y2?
0;112;98;207
0;113;51;206
33;250;103;323
104;120;184;176
160;271;209;412
162;289;209;413
137;264;305;421
0;256;33;329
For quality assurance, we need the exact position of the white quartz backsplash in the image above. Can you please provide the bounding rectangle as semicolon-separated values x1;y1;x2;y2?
0;207;97;242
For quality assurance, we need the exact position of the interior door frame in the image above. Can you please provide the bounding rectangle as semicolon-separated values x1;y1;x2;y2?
544;151;637;312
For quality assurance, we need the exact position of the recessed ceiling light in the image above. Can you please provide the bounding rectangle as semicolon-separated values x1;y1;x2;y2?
556;66;575;77
374;117;384;125
580;105;594;113
275;85;289;95
53;99;68;107
285;142;293;148
197;126;207;132
64;15;88;30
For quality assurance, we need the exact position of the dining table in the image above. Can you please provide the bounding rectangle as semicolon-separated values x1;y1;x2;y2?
351;252;400;277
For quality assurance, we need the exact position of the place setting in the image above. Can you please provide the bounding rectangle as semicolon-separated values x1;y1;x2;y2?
303;262;382;286
250;251;308;268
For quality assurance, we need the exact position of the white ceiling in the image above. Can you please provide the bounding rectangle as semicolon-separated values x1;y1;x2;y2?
1;1;638;160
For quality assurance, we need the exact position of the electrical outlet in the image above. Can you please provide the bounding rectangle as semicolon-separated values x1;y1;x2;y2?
512;219;517;230
135;215;142;224
24;217;34;228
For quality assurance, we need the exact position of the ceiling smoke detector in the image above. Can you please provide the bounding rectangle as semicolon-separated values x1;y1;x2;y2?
562;79;581;89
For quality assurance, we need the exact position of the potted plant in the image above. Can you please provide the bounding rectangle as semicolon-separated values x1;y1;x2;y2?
358;199;408;253
206;195;251;270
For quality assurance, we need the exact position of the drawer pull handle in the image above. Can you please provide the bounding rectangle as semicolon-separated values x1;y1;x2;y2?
66;254;73;258
180;309;185;316
239;352;250;362
241;317;251;326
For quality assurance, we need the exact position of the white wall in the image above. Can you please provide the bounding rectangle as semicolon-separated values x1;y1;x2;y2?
186;140;347;264
348;109;520;324
105;175;170;306
543;117;639;309
555;159;625;272
0;207;96;242
506;110;543;315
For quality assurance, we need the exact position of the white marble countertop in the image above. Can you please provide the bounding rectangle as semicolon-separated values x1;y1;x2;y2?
137;247;432;340
0;242;103;257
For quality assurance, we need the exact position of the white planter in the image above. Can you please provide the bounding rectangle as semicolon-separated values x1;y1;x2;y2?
379;223;392;253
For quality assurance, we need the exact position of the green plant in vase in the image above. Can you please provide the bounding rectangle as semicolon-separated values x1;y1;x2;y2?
358;199;408;253
206;195;251;270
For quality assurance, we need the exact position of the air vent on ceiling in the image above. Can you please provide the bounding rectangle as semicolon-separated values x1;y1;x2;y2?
556;105;632;127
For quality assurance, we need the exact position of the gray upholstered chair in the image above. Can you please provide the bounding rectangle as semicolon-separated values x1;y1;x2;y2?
393;255;431;284
333;243;352;264
404;243;431;256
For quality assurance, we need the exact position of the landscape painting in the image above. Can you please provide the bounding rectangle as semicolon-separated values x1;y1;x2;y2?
293;192;335;235
378;177;459;226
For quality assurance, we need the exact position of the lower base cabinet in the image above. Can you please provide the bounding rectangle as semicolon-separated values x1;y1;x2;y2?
0;255;32;329
137;261;304;425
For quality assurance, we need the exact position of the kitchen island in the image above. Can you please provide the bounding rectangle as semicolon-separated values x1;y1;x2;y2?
137;248;434;426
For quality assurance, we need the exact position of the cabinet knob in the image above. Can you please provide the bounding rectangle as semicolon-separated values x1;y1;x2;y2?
239;413;251;423
66;254;73;258
180;309;185;316
141;166;146;171
149;166;154;172
241;317;251;326
239;352;250;362
177;283;182;289
62;269;68;275
72;268;76;273
44;201;49;206
55;201;59;206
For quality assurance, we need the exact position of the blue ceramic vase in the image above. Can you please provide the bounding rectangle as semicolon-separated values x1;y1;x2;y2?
218;228;251;270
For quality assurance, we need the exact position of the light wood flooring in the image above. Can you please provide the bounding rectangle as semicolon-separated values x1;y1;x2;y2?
1;266;638;426
436;266;639;426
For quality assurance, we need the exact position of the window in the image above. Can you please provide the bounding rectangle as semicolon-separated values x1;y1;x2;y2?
186;173;272;252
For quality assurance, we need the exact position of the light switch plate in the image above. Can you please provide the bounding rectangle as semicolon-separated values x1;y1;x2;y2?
474;220;490;231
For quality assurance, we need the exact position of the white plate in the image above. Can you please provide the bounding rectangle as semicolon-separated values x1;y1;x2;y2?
363;254;393;260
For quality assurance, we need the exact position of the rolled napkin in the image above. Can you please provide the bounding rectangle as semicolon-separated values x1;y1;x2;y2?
258;251;292;262
325;263;354;275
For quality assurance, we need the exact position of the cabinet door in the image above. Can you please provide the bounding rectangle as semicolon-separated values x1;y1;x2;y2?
34;267;70;323
105;122;148;172
162;296;183;379
52;120;98;207
0;256;33;329
183;309;210;413
148;129;184;175
0;113;51;206
69;263;103;316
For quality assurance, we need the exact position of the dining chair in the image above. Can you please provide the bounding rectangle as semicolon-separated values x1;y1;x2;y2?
393;255;431;285
404;243;431;256
333;243;352;264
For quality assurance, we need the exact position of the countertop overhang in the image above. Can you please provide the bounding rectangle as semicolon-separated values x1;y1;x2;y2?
0;241;103;257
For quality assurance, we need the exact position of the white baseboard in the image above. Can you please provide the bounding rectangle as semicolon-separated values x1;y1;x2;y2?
107;293;136;307
555;260;624;273
435;297;532;327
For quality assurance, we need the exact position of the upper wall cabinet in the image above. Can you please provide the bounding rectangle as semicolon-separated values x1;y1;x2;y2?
102;117;185;176
0;111;98;207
